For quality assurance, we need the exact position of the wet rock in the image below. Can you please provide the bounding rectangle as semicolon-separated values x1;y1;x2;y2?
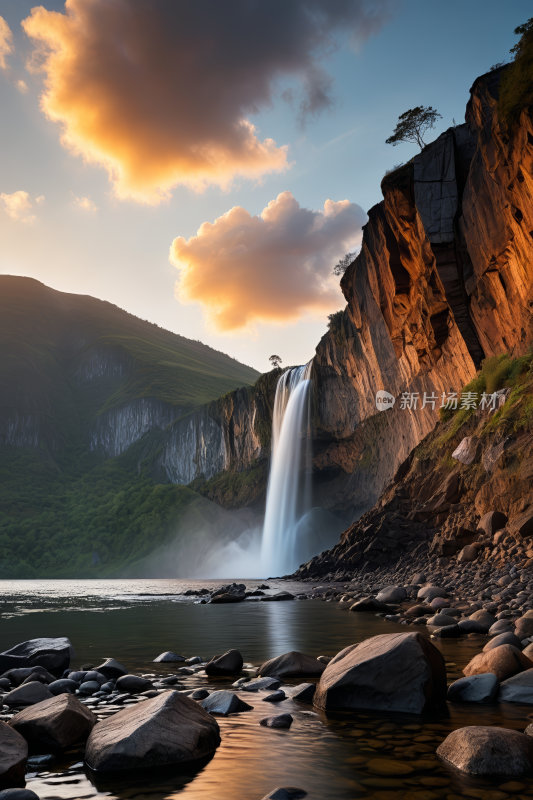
427;614;458;628
26;754;55;769
190;689;209;700
417;586;447;602
208;593;245;604
9;693;96;750
185;657;202;665
433;624;461;638
205;649;243;676
289;684;316;703
1;668;54;687
499;669;533;704
0;639;74;676
263;690;286;702
95;659;128;680
210;583;245;599
153;652;185;663
4;682;53;707
349;597;392;613
463;644;533;682
447;674;499;703
376;586;406;604
85;691;220;771
116;675;152;693
0;792;40;800
0;725;27;789
457;620;489;634
259;652;326;679
259;714;293;729
47;679;79;696
200;690;253;716
82;672;106;686
261;788;305;799
484;633;523;651
79;681;101;696
314;632;446;714
240;677;280;692
437;726;533;776
406;604;432;617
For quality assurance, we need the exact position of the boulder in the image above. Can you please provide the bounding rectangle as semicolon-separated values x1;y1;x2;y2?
190;689;209;700
79;681;101;695
200;691;253;716
289;684;316;703
463;645;533;681
241;678;281;693
457;545;478;563
515;617;533;639
0;791;40;800
433;624;461;639
85;691;220;771
411;573;427;585
82;671;106;686
153;652;185;663
430;597;448;610
484;633;523;652
437;726;533;776
523;643;533;660
205;649;243;676
95;659;128;679
261;790;306;800
417;586;446;602
426;614;458;628
314;632;446;714
0;668;55;687
0;725;28;789
47;679;79;696
208;594;245;604
499;669;533;704
4;682;53;707
489;620;513;636
478;510;508;538
9;693;96;750
210;583;245;599
259;652;325;679
259;714;293;729
457;620;489;634
376;586;406;604
447;674;499;703
406;604;432;617
470;609;497;627
0;639;74;675
263;690;285;703
116;675;152;693
349;597;392;613
452;436;480;465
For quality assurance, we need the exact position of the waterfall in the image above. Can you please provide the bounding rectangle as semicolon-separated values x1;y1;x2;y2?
261;361;313;577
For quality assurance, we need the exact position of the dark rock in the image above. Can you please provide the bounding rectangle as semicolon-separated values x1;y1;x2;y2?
499;669;533;704
437;726;533;776
205;649;243;676
26;754;55;768
289;684;316;703
79;681;101;696
208;594;245;604
263;690;286;703
0;725;27;789
484;633;523;652
314;632;446;714
67;671;87;683
47;679;79;696
94;659;128;680
427;614;458;628
0;639;74;676
258;584;270;590
190;689;209;700
457;620;489;634
376;586;407;604
405;604;432;617
153;652;185;663
447;674;499;703
210;583;245;599
433;624;461;639
349;597;392;613
470;610;497;627
417;586;447;602
477;510;507;538
260;652;325;679
261;789;306;800
0;792;40;800
464;645;533;682
185;657;201;665
82;672;107;686
9;693;96;750
4;682;53;707
85;691;220;771
200;690;253;716
0;669;54;688
116;675;152;693
241;678;280;693
259;714;293;729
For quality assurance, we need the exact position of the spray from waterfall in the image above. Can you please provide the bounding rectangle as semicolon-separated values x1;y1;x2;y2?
260;361;313;577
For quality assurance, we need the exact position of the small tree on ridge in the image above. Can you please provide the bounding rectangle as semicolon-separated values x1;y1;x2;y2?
386;106;442;150
269;354;282;369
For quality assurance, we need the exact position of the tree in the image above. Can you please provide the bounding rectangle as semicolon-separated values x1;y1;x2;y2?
333;252;356;276
269;355;282;369
499;17;533;122
385;106;442;150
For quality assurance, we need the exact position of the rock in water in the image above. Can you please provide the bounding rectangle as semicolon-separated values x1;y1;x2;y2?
95;659;128;679
447;674;499;703
261;789;306;800
289;684;316;703
205;649;243;676
0;725;28;789
9;693;96;750
4;682;53;707
200;690;253;716
85;691;220;772
259;714;293;729
314;632;446;714
116;675;152;693
47;679;79;696
437;726;533;776
259;652;325;679
153;652;185;663
463;645;533;682
240;677;281;693
498;669;533;704
376;586;407;604
0;638;74;675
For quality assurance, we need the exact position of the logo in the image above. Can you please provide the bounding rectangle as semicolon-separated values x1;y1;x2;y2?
376;389;395;412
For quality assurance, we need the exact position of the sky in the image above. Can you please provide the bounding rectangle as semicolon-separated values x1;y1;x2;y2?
0;0;529;373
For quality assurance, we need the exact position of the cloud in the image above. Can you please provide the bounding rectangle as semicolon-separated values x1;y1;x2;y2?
16;79;29;94
0;191;38;223
170;191;366;331
0;16;13;71
36;195;45;204
72;195;97;211
21;0;394;203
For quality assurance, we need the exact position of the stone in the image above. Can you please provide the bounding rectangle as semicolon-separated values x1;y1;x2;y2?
0;792;39;800
261;788;306;800
79;681;101;695
523;643;533;660
484;633;523;651
200;690;253;716
470;609;496;627
4;682;53;707
499;669;533;704
426;614;458;628
314;632;446;714
509;506;533;539
210;583;245;599
430;597;448;610
411;573;427;585
433;624;461;639
1;668;55;687
47;679;79;696
366;758;414;776
85;691;220;771
95;659;128;680
376;586;406;604
9;693;96;750
447;674;499;703
205;649;243;676
190;689;209;700
263;690;285;703
0;639;74;675
349;597;392;613
116;675;152;693
406;604;432;617
457;620;489;634
0;725;27;789
259;714;293;729
289;684;316;703
452;437;480;466
515;617;533;639
489;620;513;636
261;591;295;602
463;645;533;682
417;586;447;602
259;652;326;679
241;677;281;692
208;594;245;604
437;726;533;776
82;671;106;686
457;545;478;563
478;510;508;537
153;652;185;663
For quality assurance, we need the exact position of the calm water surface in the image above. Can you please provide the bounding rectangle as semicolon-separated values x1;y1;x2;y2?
1;579;533;800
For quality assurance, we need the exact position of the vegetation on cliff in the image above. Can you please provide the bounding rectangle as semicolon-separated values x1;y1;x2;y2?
499;17;533;123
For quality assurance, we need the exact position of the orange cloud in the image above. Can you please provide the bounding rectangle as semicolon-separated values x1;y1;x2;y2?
16;79;29;94
170;191;366;331
21;0;393;204
72;195;97;211
0;191;39;223
0;16;13;71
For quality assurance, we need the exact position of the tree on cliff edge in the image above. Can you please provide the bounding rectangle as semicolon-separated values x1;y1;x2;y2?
386;106;442;150
269;354;282;369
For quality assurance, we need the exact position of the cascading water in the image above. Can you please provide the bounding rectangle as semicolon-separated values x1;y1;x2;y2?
260;361;313;577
